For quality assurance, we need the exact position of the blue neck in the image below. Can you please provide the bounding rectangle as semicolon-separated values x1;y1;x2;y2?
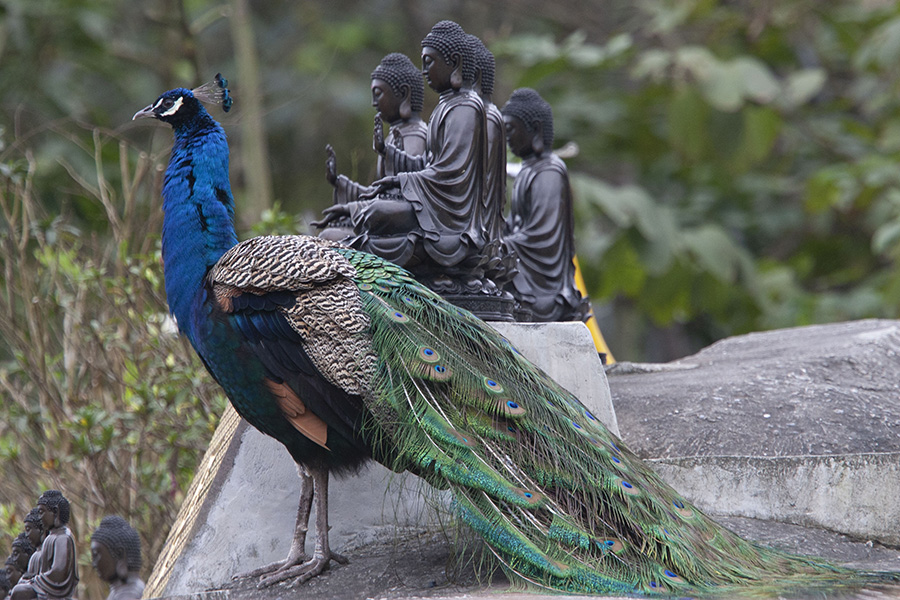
161;112;239;342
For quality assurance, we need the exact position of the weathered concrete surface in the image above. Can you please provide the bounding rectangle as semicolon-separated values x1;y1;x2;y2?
154;515;900;600
610;319;900;545
146;322;615;598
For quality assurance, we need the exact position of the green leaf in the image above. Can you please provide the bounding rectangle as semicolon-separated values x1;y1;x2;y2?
779;69;827;109
872;220;900;254
734;58;780;105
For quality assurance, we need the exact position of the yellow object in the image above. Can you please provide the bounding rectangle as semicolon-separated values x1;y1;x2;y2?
573;256;615;364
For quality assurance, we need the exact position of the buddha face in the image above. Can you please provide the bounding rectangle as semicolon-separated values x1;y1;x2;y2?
24;522;41;547
422;46;454;93
371;78;403;123
37;504;57;530
5;563;21;586
10;547;28;571
91;540;120;583
504;114;536;158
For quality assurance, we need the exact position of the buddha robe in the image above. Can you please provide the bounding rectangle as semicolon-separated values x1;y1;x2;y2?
504;153;585;321
482;100;506;242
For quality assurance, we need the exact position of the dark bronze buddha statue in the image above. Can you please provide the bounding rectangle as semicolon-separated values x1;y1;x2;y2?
320;53;428;241
91;516;145;600
9;534;34;577
10;490;78;600
22;508;42;578
502;88;589;322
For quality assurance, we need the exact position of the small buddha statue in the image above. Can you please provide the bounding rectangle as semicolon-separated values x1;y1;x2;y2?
10;490;78;600
21;509;42;578
90;516;145;600
5;556;22;587
501;88;589;322
321;52;428;242
8;535;34;579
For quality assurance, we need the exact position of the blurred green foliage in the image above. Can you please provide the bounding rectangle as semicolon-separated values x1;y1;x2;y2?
1;0;900;596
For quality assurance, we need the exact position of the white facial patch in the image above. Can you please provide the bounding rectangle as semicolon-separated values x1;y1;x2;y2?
160;96;184;117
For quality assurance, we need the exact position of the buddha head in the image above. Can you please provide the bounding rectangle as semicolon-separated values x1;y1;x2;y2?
370;53;425;123
502;88;554;158
421;20;475;92
90;516;142;583
36;489;70;531
9;534;34;572
467;35;496;98
4;556;21;586
23;508;43;548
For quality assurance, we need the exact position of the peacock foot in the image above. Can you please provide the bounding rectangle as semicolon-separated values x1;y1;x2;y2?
256;550;349;588
231;547;310;582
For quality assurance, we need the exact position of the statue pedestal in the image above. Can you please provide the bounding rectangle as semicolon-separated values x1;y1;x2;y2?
145;322;613;597
444;293;516;322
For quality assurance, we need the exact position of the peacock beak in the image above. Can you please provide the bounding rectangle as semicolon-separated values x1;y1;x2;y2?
133;104;157;120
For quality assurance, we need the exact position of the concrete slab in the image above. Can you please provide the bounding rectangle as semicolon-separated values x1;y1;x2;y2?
152;515;900;600
610;319;900;545
145;322;615;597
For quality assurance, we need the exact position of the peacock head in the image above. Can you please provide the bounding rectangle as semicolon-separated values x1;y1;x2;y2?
133;73;232;126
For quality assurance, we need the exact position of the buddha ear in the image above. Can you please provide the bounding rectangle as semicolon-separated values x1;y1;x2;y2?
532;122;545;156
450;52;463;90
399;84;412;120
115;555;129;581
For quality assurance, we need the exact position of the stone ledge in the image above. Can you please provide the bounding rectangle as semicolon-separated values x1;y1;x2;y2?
611;319;900;546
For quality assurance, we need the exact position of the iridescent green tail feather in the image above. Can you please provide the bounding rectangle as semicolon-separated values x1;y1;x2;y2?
337;246;895;597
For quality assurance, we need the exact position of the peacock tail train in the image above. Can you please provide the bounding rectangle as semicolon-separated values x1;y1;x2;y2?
221;235;885;597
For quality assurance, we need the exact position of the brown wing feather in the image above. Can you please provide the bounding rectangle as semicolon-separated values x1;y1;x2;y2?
264;378;329;449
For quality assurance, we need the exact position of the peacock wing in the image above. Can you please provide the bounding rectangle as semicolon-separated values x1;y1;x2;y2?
208;235;377;452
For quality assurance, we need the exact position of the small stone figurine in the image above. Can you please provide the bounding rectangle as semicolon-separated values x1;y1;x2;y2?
21;509;42;578
5;556;22;587
10;490;78;600
321;53;428;242
8;535;34;579
90;516;144;600
502;88;589;322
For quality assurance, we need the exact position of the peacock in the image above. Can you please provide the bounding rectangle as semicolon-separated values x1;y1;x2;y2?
133;76;894;596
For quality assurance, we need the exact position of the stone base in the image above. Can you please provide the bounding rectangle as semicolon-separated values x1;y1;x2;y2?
145;322;614;597
444;293;516;321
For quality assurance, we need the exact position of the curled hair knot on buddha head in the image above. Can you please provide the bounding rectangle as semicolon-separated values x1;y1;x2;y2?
371;53;425;114
502;87;555;151
37;489;70;525
92;515;142;572
467;35;496;96
421;20;476;86
11;533;35;556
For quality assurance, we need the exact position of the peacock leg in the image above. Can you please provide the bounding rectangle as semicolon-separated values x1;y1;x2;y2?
233;463;313;583
257;465;348;588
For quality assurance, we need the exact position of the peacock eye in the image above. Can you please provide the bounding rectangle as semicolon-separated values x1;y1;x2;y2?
162;98;175;109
